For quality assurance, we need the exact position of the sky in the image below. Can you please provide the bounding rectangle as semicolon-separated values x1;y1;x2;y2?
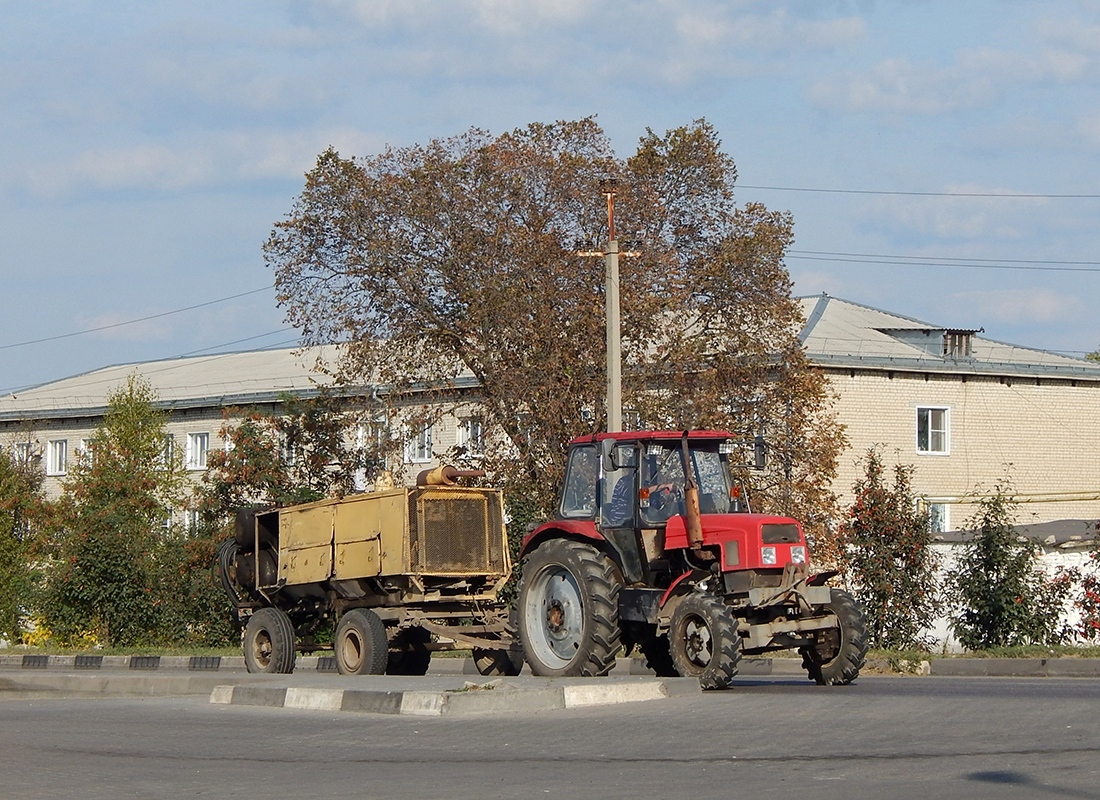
4;0;1100;394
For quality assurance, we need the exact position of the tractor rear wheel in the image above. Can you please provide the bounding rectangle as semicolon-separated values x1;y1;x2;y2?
800;588;868;686
243;607;296;674
668;594;741;690
518;539;621;677
335;609;388;676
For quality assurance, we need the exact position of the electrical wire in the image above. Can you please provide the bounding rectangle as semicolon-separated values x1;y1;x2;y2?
787;251;1100;274
741;185;1100;199
0;285;274;351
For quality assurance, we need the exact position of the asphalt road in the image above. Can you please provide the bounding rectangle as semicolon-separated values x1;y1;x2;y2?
2;675;1098;800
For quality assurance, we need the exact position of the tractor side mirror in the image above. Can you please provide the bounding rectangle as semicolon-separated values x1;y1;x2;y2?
753;435;767;470
608;443;637;470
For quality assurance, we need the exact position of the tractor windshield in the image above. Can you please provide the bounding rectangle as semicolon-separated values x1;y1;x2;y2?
639;443;731;526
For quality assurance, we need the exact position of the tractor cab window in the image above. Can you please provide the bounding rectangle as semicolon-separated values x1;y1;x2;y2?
560;445;598;519
639;443;732;526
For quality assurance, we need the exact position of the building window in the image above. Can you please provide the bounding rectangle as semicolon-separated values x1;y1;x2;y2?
13;442;34;465
186;432;210;470
916;407;949;455
159;434;175;468
927;503;949;533
406;425;433;463
279;435;296;467
457;417;484;457
47;439;68;476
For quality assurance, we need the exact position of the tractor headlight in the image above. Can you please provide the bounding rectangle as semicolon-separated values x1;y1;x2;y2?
761;546;777;565
791;546;806;564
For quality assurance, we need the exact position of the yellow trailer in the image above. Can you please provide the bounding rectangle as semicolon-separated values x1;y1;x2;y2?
219;467;521;676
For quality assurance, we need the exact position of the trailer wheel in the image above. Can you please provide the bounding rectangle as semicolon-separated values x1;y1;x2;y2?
800;588;868;686
243;607;296;674
668;594;741;690
387;625;432;676
518;539;621;677
335;609;388;676
473;648;524;676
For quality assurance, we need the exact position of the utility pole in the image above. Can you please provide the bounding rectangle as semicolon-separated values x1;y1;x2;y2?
604;183;622;433
578;180;638;433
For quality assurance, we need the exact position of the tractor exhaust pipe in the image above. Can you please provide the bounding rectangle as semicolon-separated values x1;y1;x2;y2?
680;431;705;552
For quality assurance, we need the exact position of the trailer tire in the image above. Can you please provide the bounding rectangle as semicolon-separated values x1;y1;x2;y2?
243;607;296;674
473;648;524;676
518;539;621;677
335;609;388;676
800;588;868;686
668;594;741;690
387;625;432;676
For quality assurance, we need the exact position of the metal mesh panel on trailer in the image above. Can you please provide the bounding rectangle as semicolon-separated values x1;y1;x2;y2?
407;488;505;575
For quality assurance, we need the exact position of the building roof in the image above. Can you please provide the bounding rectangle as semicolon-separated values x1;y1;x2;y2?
0;345;344;422
3;294;1099;423
798;294;1100;381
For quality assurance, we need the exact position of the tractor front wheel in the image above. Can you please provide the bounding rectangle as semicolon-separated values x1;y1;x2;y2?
800;588;868;686
668;593;741;690
243;607;297;674
517;539;621;677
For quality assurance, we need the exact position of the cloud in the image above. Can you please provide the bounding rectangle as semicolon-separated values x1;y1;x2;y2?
809;47;1094;115
308;0;589;32
954;287;1085;326
860;187;1050;241
23;128;385;197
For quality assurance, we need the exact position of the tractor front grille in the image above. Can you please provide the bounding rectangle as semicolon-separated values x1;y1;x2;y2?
408;488;506;575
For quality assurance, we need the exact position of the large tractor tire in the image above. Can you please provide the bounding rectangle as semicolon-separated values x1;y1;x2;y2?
517;539;621;677
800;588;868;686
668;593;741;690
335;609;388;676
243;607;297;674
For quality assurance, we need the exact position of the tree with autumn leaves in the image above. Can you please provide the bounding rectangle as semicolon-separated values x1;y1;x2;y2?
264;118;846;541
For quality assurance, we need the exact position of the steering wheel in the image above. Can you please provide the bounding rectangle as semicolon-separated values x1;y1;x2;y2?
651;482;682;510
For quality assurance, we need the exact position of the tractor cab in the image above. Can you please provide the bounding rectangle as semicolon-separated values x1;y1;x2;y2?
557;431;753;528
542;431;761;586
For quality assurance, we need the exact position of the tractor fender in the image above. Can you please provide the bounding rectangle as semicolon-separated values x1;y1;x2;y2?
655;569;713;625
807;569;838;586
519;520;605;560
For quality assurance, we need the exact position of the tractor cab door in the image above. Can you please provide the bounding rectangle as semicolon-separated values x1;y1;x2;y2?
597;440;647;583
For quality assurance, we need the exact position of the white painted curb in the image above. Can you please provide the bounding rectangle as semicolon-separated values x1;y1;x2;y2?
564;682;669;707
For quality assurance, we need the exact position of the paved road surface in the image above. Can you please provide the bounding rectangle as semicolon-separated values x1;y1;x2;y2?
1;675;1098;799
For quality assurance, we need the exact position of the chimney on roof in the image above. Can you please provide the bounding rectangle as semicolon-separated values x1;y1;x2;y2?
943;328;982;359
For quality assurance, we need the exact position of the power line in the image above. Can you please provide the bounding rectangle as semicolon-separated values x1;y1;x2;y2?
174;328;296;357
0;285;273;351
741;185;1100;199
787;250;1100;274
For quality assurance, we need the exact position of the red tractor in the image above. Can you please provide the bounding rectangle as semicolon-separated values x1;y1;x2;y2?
516;430;867;689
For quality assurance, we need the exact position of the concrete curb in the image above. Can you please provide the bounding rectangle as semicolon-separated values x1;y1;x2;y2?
209;678;673;716
0;654;801;676
4;653;1098;678
928;658;1100;677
